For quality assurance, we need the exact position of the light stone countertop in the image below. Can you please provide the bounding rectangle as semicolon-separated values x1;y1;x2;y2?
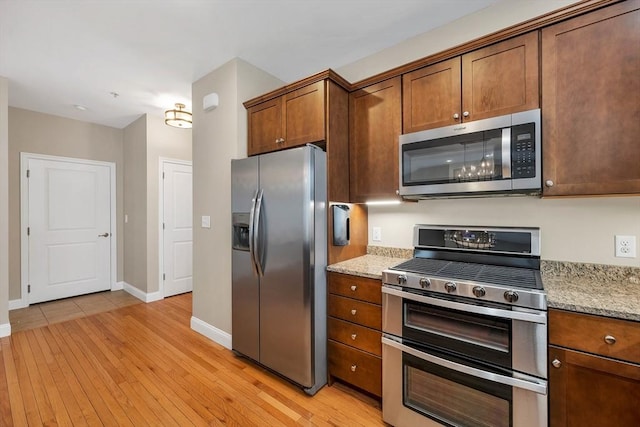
326;254;409;280
327;253;640;322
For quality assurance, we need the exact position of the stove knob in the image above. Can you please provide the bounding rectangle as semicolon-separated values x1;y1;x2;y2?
504;290;519;303
472;286;486;298
397;275;407;285
419;278;431;288
444;282;457;293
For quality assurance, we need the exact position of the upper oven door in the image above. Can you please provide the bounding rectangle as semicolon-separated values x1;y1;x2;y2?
382;285;547;379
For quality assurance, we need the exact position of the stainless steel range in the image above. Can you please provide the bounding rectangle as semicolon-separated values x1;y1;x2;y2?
382;225;547;427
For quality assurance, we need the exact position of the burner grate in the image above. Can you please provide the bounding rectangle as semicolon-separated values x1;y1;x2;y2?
391;258;540;289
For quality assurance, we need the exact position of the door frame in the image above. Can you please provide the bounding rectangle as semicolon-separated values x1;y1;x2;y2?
20;152;117;307
158;157;193;298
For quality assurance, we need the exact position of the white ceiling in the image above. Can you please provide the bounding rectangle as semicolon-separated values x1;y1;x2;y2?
0;0;498;129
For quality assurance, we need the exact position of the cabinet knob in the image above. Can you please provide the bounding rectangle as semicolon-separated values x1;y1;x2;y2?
351;334;357;340
552;359;562;368
350;364;357;372
350;285;357;291
545;180;554;187
604;335;616;345
351;309;357;316
453;113;460;120
463;111;470;118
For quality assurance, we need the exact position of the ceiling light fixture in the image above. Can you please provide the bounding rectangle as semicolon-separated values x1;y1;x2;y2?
164;103;192;128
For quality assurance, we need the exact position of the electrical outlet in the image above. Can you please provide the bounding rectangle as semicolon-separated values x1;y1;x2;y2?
372;227;382;242
615;235;636;258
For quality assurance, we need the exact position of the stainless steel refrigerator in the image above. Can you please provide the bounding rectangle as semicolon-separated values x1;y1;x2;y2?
231;145;327;395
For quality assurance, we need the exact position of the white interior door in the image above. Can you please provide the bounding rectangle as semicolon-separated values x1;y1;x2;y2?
27;158;112;304
162;161;193;297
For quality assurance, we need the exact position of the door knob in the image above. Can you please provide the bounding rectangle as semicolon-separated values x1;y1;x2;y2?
453;113;460;120
351;309;357;316
98;232;110;237
604;335;616;345
552;359;562;368
545;180;554;187
463;111;470;118
350;285;357;291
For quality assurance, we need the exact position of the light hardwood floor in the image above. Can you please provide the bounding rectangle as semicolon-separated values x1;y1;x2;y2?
1;293;385;426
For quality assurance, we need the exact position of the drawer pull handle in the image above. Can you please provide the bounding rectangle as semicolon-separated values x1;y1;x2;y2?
351;309;357;316
350;365;357;372
604;335;616;345
552;359;562;368
350;285;357;291
351;334;357;340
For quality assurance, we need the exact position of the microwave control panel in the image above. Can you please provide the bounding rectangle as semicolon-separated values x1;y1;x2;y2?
511;123;536;178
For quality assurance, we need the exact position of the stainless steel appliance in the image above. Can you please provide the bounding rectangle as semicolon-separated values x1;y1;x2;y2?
231;145;327;395
382;225;547;427
398;109;541;199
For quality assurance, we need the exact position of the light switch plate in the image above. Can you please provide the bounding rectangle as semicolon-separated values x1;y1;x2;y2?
201;215;211;229
372;226;382;242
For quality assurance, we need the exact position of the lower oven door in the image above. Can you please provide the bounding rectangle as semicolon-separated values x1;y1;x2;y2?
382;285;547;379
382;335;548;427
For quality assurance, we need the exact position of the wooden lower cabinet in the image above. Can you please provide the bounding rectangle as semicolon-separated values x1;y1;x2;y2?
549;308;640;426
327;272;382;397
548;346;640;426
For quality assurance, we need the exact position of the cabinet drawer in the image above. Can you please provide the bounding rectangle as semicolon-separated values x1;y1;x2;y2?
328;317;382;356
549;309;640;364
328;340;382;397
327;272;381;304
328;294;381;330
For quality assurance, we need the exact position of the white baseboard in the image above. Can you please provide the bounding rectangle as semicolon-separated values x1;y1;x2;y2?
123;282;163;303
9;298;28;311
0;322;11;338
191;316;232;349
112;281;124;291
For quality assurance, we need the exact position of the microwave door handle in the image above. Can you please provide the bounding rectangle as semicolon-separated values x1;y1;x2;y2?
381;286;547;324
501;128;511;179
253;189;265;277
382;336;547;395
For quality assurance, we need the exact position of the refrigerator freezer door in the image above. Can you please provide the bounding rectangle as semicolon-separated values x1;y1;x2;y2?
231;156;260;361
258;146;322;388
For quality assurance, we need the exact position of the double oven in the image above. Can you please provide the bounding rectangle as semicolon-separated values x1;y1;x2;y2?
382;225;547;427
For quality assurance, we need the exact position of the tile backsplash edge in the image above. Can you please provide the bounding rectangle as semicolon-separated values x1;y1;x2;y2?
541;260;640;284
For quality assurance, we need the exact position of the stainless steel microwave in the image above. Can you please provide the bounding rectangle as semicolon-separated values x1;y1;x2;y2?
398;109;541;199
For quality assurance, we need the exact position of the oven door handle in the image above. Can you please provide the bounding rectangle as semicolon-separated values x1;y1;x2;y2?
382;335;547;395
382;286;547;324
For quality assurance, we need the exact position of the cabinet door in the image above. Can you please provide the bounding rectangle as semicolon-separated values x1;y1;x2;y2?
549;346;640;426
462;31;539;122
283;80;325;148
247;98;282;156
349;77;401;203
402;57;461;132
542;1;640;196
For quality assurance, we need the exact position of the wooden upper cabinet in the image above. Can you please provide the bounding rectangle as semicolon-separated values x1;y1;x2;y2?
461;31;539;122
402;32;539;133
283;81;325;148
247;98;282;156
349;77;402;202
542;0;640;196
247;80;325;156
403;57;461;133
245;71;350;202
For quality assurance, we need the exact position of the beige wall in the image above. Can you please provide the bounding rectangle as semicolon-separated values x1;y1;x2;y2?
123;116;147;291
335;0;640;268
336;0;579;83
192;58;283;334
7;108;124;301
369;198;640;266
1;77;9;327
145;114;192;294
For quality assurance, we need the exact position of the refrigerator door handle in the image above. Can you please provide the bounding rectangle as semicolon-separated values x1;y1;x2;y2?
248;190;259;276
253;188;265;277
